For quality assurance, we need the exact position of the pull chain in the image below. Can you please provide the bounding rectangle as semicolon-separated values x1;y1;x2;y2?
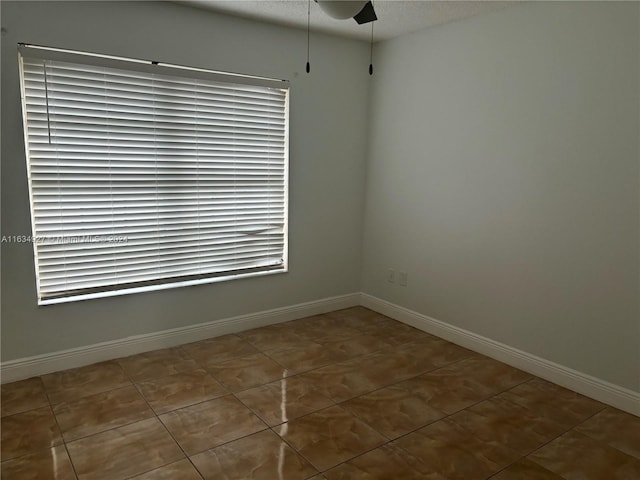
306;0;311;73
369;21;374;75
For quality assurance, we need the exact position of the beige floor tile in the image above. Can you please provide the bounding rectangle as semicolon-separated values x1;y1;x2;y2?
394;419;521;480
365;321;435;346
528;430;640;480
370;316;415;330
190;430;317;480
66;417;183;480
179;335;258;367
398;366;496;414
324;444;447;480
236;375;335;426
277;405;386;471
294;323;363;344
264;342;350;374
438;355;531;393
399;337;475;370
324;306;395;331
4;308;633;480
136;369;227;414
299;358;381;402
319;334;394;358
357;340;472;388
0;444;76;480
53;385;154;441
41;361;130;404
395;355;531;415
206;352;289;392
491;459;564;480
282;315;337;334
574;407;640;460
1;406;63;461
281;314;372;344
447;396;568;455
340;383;446;439
499;378;605;428
1;377;49;417
129;459;203;479
118;348;200;382
159;395;267;455
238;326;310;352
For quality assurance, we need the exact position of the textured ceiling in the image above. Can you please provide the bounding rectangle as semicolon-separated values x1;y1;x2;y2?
178;1;514;41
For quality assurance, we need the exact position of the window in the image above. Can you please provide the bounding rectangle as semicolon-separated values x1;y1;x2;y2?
18;45;289;305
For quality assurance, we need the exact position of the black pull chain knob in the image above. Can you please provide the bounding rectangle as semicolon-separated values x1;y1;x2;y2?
306;62;310;73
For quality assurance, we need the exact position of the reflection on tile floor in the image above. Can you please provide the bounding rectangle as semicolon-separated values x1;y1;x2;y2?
1;307;637;479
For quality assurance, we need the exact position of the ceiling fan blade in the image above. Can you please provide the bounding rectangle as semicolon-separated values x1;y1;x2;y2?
354;1;377;24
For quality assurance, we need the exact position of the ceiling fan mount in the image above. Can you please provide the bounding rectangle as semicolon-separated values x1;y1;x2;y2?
314;1;378;24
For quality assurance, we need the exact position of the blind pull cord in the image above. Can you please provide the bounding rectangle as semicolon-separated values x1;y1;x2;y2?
43;60;52;144
306;0;311;73
369;22;374;76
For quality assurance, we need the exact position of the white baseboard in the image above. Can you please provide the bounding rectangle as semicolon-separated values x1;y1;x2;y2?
361;293;640;417
3;291;638;417
0;293;360;383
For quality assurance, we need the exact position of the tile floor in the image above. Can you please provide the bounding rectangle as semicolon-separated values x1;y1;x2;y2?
1;307;639;479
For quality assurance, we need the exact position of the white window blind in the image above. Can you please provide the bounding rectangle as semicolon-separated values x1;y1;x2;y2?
18;45;289;305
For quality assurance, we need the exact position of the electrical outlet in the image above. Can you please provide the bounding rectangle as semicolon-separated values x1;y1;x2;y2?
399;271;408;286
387;269;396;283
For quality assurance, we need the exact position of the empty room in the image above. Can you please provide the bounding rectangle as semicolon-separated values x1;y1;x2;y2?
0;1;638;479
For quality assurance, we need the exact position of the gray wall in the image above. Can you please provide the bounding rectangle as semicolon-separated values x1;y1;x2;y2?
1;1;369;360
362;1;640;391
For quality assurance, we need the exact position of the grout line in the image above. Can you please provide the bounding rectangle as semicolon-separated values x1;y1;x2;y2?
569;404;609;431
46;401;82;480
55;388;156;444
462;381;610;479
122;365;205;480
524;405;608;458
486;404;609;479
267;423;324;475
62;442;81;480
